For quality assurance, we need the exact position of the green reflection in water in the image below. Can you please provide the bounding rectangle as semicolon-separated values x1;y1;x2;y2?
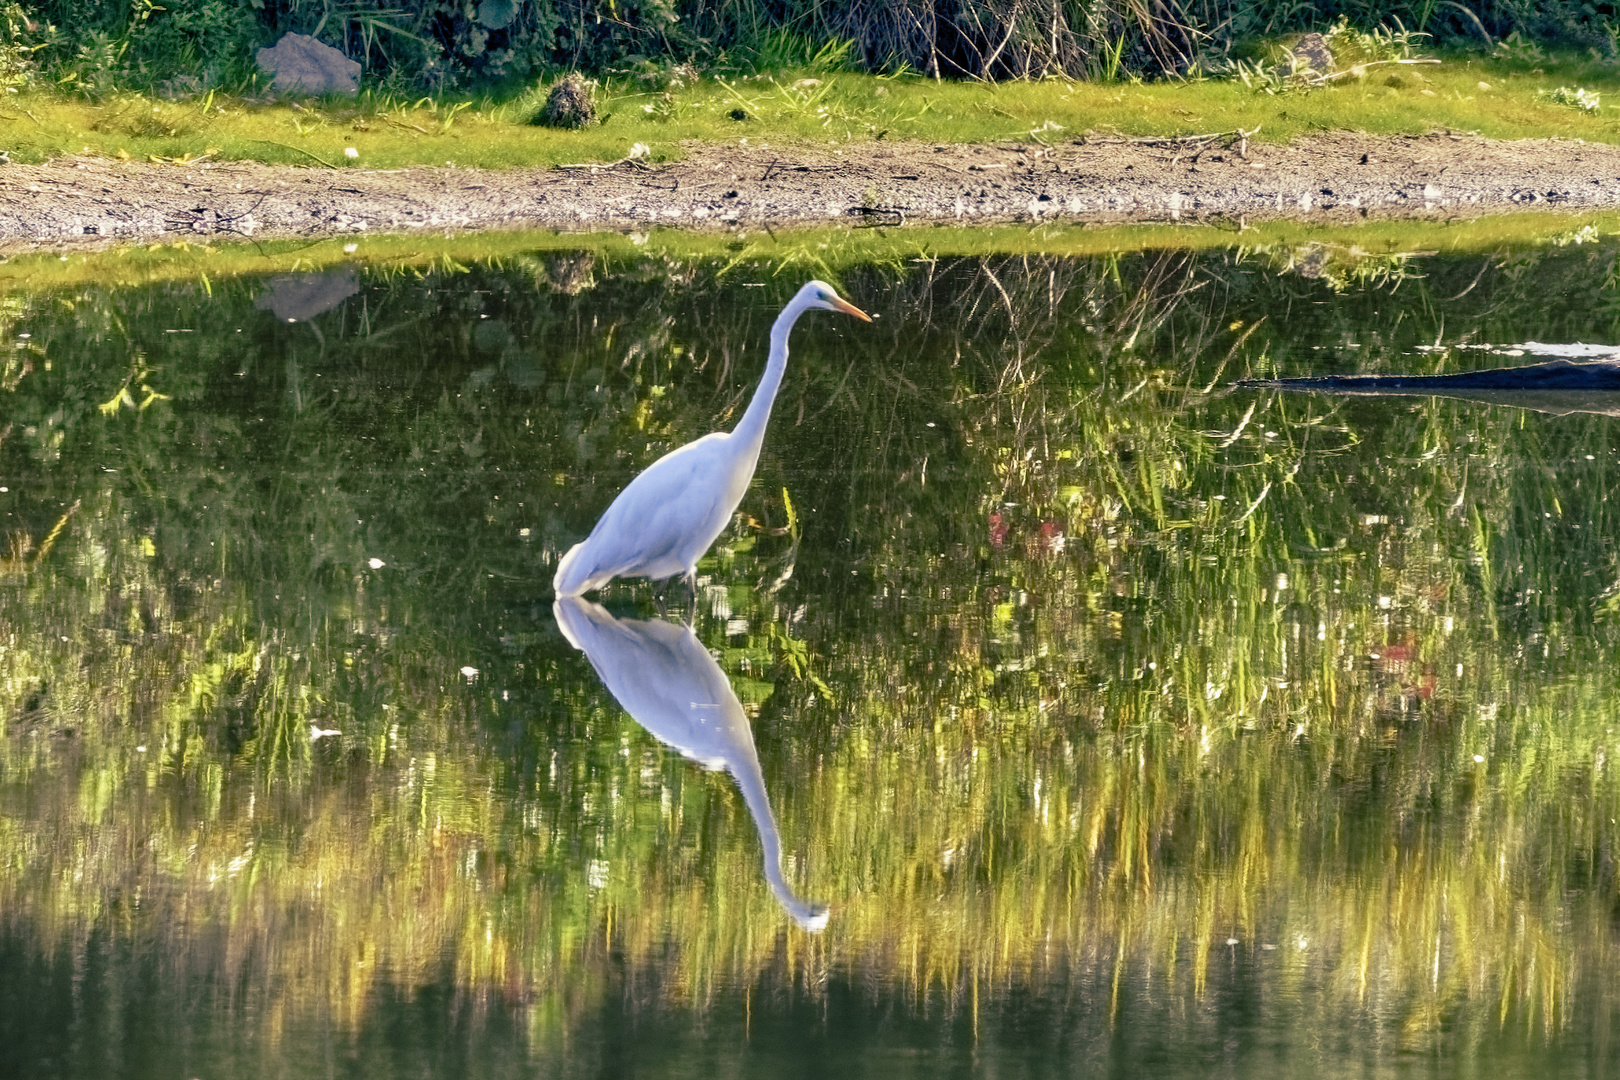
3;243;1620;1076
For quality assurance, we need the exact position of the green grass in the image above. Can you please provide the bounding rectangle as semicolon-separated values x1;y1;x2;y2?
4;209;1618;294
6;49;1620;170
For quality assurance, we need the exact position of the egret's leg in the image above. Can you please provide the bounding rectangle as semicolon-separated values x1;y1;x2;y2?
646;574;697;624
681;570;698;626
649;576;675;618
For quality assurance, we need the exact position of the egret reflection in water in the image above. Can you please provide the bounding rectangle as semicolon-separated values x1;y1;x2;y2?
553;596;829;931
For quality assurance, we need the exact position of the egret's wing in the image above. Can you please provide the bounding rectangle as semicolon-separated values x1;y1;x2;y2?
575;434;737;581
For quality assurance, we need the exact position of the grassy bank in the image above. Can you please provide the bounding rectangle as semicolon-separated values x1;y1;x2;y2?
1;211;1616;295
2;0;1573;89
3;48;1620;171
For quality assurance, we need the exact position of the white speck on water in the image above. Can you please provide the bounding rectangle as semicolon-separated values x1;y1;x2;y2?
368;558;385;569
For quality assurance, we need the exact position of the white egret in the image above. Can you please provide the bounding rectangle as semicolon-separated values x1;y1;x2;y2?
553;280;871;597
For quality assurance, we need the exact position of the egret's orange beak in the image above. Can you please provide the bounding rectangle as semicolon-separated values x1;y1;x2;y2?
832;297;873;322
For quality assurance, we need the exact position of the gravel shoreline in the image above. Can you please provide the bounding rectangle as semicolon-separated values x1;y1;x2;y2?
1;131;1616;253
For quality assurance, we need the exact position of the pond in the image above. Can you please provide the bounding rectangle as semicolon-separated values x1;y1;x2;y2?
3;236;1620;1078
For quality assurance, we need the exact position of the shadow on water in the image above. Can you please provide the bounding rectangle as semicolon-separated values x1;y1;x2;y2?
554;596;829;932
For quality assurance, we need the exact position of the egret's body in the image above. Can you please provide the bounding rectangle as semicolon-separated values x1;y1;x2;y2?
554;280;870;597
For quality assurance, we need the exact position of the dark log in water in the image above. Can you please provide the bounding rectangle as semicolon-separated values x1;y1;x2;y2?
1238;358;1620;416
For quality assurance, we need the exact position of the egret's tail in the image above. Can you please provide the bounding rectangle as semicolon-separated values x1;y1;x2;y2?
553;541;592;597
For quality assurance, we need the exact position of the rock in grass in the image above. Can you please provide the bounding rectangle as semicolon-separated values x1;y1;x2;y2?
1288;33;1333;76
534;73;597;129
257;33;361;96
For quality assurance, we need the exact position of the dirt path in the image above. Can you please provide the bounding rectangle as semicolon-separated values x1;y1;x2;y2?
1;131;1616;252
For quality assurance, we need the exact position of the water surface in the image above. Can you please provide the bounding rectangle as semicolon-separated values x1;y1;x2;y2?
4;241;1620;1077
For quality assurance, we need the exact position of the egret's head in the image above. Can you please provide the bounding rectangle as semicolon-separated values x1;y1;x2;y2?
803;280;872;322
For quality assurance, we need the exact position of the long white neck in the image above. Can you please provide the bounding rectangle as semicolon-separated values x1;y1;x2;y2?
730;293;812;454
